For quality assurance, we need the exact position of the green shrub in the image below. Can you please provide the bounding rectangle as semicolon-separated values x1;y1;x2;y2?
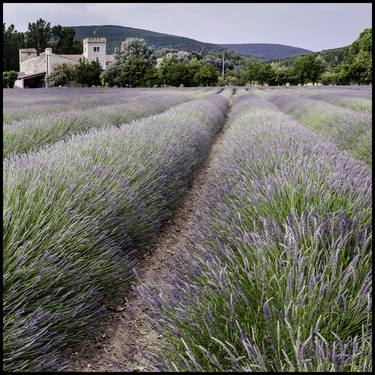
3;71;18;88
47;63;75;87
73;58;103;87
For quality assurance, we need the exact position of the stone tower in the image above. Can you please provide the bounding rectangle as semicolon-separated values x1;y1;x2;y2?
82;37;107;69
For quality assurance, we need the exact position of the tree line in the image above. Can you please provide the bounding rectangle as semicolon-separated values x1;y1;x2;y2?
226;28;371;86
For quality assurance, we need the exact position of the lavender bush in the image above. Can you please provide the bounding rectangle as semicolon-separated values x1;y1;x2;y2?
266;93;372;166
3;93;229;372
138;94;372;372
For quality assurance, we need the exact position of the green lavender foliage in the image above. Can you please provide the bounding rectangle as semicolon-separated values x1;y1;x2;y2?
264;91;372;166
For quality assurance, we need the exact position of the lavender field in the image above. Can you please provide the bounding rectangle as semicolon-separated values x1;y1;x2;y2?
3;86;372;372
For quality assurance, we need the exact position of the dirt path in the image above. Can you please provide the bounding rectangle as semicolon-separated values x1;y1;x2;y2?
67;91;235;372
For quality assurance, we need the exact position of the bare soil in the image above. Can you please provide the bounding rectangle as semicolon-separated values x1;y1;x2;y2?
66;92;234;372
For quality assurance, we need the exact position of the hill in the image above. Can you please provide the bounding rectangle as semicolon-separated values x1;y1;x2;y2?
71;25;312;60
218;43;312;60
71;25;225;55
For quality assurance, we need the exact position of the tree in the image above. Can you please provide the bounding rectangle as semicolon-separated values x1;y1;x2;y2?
293;55;324;85
3;71;19;88
350;28;372;55
223;73;239;86
103;37;157;87
345;28;372;84
46;71;67;87
25;18;51;54
114;37;155;67
193;63;219;86
320;71;339;85
46;63;75;87
100;64;121;87
142;67;160;87
184;58;202;86
50;26;82;54
116;57;148;87
257;64;275;85
240;60;262;85
347;52;371;84
3;23;25;71
158;56;189;86
154;48;178;59
173;51;193;63
310;56;325;84
335;65;351;85
273;66;292;86
74;58;102;87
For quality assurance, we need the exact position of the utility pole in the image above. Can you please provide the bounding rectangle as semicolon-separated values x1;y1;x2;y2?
45;53;49;88
221;53;225;83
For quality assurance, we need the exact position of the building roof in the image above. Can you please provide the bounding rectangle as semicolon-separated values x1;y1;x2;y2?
18;71;46;80
20;48;37;53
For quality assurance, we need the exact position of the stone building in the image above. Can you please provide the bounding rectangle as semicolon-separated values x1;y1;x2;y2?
15;37;115;88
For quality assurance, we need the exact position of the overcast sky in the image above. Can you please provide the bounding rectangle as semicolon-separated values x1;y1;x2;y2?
3;3;372;51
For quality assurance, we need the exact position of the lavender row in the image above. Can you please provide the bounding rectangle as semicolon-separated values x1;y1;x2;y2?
3;87;218;123
303;92;372;112
265;93;372;166
253;86;372;102
312;85;372;99
3;91;217;159
3;93;229;372
137;93;372;372
3;88;155;122
265;86;372;112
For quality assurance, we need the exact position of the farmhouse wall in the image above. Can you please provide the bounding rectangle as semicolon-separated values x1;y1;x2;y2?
14;78;24;88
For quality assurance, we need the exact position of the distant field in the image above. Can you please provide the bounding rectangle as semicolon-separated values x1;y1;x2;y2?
3;86;372;372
